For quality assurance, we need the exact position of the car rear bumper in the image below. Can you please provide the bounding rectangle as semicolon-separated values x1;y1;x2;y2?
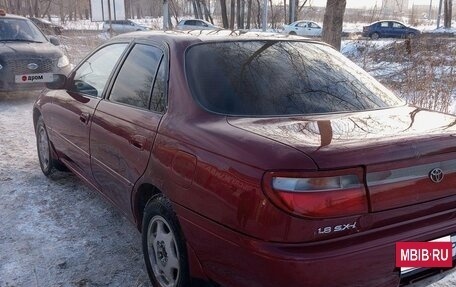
176;204;456;287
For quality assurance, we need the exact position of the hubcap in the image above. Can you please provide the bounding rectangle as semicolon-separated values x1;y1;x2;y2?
147;215;180;287
38;125;50;170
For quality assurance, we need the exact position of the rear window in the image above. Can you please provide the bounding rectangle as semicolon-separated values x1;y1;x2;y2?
185;41;403;116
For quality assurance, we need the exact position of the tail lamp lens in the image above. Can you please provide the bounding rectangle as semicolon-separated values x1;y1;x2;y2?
263;169;368;218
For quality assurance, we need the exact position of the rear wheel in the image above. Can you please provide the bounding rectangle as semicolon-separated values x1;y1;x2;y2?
142;195;190;287
370;32;380;40
289;31;297;35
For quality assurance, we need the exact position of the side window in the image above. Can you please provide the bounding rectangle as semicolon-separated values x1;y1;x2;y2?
393;22;404;28
380;22;389;28
109;44;164;110
72;43;127;97
150;58;167;113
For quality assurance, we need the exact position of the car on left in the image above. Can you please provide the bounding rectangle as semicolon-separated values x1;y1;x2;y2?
0;10;71;92
29;17;64;35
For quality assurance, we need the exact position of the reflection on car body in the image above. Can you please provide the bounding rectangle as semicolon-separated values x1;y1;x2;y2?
33;30;456;287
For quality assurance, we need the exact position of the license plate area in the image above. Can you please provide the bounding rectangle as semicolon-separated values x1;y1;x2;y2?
400;234;456;276
15;73;53;83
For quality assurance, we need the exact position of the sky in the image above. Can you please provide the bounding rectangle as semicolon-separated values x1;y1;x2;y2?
310;0;437;9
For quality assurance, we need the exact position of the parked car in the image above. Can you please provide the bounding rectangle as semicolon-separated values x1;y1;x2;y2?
283;20;322;36
0;10;70;92
34;31;456;287
102;19;149;34
362;20;421;39
29;17;63;35
176;19;220;30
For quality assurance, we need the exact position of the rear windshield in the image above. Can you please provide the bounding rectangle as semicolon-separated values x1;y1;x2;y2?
185;41;403;116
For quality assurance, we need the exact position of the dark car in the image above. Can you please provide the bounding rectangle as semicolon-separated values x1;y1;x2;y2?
33;30;456;287
0;11;71;92
363;20;421;39
29;17;64;35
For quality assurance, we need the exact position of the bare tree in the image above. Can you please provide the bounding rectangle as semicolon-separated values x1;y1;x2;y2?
220;0;229;28
230;0;235;29
246;0;252;28
444;0;452;28
321;0;346;51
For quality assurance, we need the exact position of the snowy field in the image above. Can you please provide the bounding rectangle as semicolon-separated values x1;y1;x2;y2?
0;32;456;287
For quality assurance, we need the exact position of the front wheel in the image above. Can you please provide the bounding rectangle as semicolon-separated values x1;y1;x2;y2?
142;195;190;287
36;116;55;176
407;32;416;39
289;31;297;35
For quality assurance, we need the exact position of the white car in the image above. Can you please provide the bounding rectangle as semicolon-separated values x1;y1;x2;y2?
102;20;149;34
176;19;220;30
283;20;322;37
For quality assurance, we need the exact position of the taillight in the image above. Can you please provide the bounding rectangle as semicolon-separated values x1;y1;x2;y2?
262;168;368;218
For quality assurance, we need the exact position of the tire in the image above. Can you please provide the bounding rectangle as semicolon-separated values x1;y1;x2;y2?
289;31;297;35
35;116;55;176
371;32;380;40
142;195;190;287
407;32;416;39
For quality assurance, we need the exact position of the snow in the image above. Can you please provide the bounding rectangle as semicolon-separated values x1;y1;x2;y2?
0;93;151;286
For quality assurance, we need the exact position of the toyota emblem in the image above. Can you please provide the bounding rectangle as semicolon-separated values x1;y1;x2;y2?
27;63;39;70
429;168;444;183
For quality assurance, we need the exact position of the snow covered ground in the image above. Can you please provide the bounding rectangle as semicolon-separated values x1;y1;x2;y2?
1;32;456;287
0;93;151;287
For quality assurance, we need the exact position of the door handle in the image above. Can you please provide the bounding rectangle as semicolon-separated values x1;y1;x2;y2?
129;135;147;150
80;112;90;124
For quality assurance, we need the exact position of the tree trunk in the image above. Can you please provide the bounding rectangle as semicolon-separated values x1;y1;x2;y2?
192;0;199;18
201;0;214;24
246;0;252;29
322;0;346;51
240;0;245;28
220;0;229;28
230;0;235;29
269;0;274;28
236;0;241;28
256;0;261;27
444;0;452;28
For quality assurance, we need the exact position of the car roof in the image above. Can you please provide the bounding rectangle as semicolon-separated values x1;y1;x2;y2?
179;19;212;24
370;20;407;25
1;13;30;20
112;30;327;48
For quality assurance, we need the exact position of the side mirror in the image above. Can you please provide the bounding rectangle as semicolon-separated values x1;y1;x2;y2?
49;36;60;46
46;74;67;90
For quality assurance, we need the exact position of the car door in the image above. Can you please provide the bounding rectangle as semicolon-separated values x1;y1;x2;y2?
295;22;308;36
392;22;406;38
309;22;321;36
48;43;128;184
90;43;167;214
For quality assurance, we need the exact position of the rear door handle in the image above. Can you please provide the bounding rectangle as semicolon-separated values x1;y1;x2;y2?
80;112;90;124
129;135;147;150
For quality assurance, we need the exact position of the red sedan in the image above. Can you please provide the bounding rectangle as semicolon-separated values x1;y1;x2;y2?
33;31;456;287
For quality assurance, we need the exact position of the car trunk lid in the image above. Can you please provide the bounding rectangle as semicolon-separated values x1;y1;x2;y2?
227;106;456;212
